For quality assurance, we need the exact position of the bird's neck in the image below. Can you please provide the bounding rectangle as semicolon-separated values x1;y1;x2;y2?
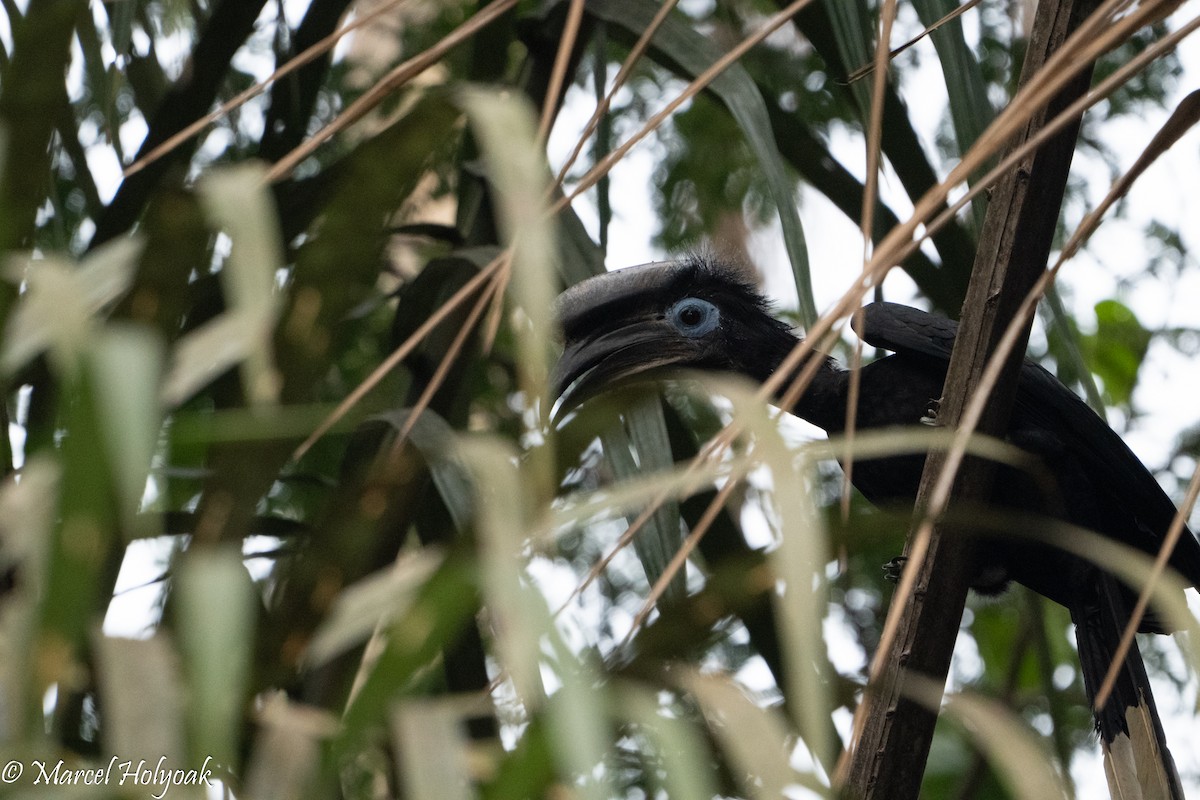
747;331;849;433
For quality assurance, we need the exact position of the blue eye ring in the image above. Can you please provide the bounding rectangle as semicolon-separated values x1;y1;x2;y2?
667;297;720;337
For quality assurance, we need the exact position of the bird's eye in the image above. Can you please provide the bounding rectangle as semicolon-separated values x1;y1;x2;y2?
667;297;719;337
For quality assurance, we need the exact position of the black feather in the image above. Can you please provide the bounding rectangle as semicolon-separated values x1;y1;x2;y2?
555;260;1198;766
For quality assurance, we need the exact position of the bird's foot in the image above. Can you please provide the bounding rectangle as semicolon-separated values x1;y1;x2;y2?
920;398;942;426
882;555;908;583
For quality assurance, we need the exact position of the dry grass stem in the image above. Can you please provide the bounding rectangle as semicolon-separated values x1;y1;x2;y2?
266;0;520;183
537;0;587;146
291;253;508;461
551;0;681;191
123;0;414;178
387;270;502;461
1096;464;1200;708
551;0;821;216
553;434;729;617
846;0;986;83
480;252;513;352
624;465;750;642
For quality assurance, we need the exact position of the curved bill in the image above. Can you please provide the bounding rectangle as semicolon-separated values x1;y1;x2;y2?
554;260;685;328
552;261;706;420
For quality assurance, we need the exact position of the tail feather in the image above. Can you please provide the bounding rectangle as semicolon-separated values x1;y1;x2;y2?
1072;572;1183;800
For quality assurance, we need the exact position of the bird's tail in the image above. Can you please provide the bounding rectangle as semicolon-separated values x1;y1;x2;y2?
1072;572;1183;800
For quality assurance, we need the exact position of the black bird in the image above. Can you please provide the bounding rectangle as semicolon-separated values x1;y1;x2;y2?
554;256;1200;793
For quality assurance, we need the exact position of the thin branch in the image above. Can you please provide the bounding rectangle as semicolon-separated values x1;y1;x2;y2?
536;0;585;145
844;0;898;523
846;0;985;83
291;254;507;461
1095;464;1200;707
123;0;411;177
265;0;519;183
551;0;821;216
386;266;503;462
550;0;681;191
90;0;271;247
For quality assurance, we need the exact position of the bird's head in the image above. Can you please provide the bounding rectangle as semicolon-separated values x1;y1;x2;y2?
552;257;799;412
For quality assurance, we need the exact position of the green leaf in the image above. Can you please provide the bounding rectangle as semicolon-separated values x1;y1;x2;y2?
456;437;544;704
93;633;187;770
338;552;479;744
480;716;556;800
105;0;136;56
40;359;126;682
0;458;59;732
599;395;686;603
767;448;835;772
1;255;88;376
674;667;816;799
176;548;255;768
700;376;835;773
1082;299;1151;407
458;435;615;800
544;637;613;800
87;324;164;540
459;87;559;499
908;676;1070;800
910;0;995;228
614;682;719;800
160;309;268;408
821;0;874;113
305;548;444;666
197;163;285;407
197;164;283;318
1;237;142;376
243;696;338;800
393;698;477;800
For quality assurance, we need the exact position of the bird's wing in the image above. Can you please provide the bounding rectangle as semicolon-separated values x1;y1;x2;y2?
854;301;1200;588
854;301;957;360
1014;360;1200;588
858;302;1192;793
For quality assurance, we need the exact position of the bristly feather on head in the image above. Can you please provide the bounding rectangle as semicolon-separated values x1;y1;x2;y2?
555;254;783;338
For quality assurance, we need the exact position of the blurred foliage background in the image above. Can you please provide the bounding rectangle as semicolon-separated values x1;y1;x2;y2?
0;0;1197;798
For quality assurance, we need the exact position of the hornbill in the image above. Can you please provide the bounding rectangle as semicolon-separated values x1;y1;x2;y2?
553;256;1200;794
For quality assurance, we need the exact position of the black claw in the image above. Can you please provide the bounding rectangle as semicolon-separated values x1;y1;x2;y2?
920;398;942;426
882;555;908;583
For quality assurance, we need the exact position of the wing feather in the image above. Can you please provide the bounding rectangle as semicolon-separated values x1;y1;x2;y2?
854;301;1200;588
